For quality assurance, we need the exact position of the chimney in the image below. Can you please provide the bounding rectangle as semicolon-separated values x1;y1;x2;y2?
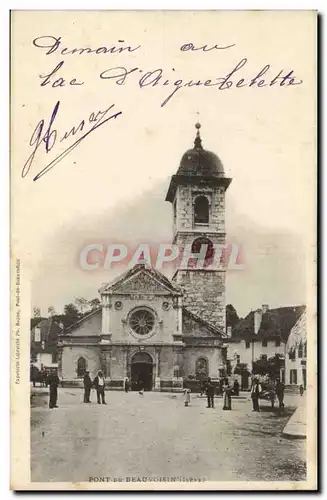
262;304;269;314
226;326;232;338
254;309;262;334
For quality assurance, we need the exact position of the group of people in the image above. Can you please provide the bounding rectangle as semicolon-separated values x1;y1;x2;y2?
48;369;108;409
184;377;234;410
184;376;286;413
250;376;285;412
83;373;133;404
206;377;233;410
47;372;133;409
45;369;287;412
83;370;107;404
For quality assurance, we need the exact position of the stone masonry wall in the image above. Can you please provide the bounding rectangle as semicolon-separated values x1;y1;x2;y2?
61;345;100;380
183;346;224;379
172;180;227;333
174;185;225;233
177;270;226;331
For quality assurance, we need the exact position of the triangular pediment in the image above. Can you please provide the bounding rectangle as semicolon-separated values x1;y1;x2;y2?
100;264;181;296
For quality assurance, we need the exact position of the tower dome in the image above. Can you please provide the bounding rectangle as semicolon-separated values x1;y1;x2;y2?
165;122;231;203
177;123;224;178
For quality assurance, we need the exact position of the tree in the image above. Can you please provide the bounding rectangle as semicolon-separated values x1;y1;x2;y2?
48;306;56;317
75;297;89;315
226;304;240;329
88;298;101;311
252;354;284;380
53;303;81;329
33;307;41;318
63;303;81;326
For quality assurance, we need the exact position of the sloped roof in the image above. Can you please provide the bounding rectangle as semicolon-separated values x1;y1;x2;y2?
59;307;102;335
99;263;182;295
232;305;306;343
288;311;307;348
31;317;45;330
182;307;226;338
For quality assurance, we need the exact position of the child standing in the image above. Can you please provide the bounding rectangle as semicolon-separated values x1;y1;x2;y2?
184;388;191;407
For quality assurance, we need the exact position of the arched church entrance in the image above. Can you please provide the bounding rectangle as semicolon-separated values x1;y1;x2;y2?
130;352;153;391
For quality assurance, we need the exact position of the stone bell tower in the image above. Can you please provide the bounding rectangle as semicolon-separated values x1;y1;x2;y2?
165;123;232;332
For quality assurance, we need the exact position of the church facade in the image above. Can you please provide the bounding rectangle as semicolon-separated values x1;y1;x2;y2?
58;124;232;390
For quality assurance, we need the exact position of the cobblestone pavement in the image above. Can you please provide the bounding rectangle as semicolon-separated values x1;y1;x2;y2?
31;389;306;483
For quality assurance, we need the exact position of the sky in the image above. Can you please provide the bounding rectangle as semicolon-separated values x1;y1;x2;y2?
11;11;316;319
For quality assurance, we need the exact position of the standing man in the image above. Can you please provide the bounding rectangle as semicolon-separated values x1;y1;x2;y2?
222;378;232;410
83;370;92;403
48;368;60;409
93;370;106;405
124;377;130;393
233;379;240;397
206;377;215;409
275;378;285;410
250;376;262;412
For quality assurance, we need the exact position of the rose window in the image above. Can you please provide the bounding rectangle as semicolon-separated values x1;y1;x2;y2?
129;309;155;336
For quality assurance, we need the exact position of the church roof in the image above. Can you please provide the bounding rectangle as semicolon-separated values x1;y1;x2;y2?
59;307;102;335
182;307;226;338
99;263;182;295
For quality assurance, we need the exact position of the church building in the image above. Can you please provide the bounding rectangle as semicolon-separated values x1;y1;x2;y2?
58;124;232;390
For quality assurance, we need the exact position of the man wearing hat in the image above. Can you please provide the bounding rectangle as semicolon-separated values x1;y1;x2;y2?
83;370;92;403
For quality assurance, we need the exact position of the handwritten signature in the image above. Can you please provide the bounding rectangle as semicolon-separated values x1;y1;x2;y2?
21;101;122;181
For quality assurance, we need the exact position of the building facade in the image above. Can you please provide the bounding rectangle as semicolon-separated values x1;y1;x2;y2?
285;311;307;388
226;305;305;389
58;124;231;390
30;317;62;370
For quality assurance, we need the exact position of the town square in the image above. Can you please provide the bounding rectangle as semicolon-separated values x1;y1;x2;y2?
31;386;306;483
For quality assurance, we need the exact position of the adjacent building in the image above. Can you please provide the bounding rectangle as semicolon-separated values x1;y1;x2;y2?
30;317;62;370
226;305;305;388
285;310;307;389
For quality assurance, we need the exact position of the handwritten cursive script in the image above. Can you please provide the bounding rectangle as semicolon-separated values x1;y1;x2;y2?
100;58;303;107
22;101;122;181
33;35;141;56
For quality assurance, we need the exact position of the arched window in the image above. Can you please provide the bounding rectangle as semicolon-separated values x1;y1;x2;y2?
194;196;209;225
77;357;87;378
195;357;209;380
190;237;214;267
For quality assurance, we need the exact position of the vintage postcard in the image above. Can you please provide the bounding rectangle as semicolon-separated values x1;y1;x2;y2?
11;10;317;490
